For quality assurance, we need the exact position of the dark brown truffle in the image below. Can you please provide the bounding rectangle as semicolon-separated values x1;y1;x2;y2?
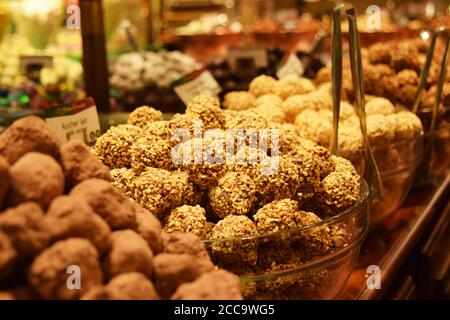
0;155;9;209
104;230;154;279
8;152;64;209
46;196;112;254
161;231;210;260
60;139;111;187
153;253;214;299
0;202;49;260
171;270;242;300
133;204;163;255
0;116;61;164
70;179;136;230
0;231;17;282
28;238;103;300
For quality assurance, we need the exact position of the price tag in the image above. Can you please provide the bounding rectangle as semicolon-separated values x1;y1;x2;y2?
20;55;53;70
227;48;268;71
276;52;304;79
173;68;222;105
44;97;101;146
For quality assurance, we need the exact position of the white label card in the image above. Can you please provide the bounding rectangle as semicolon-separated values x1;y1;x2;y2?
45;103;101;146
174;70;222;105
276;53;305;79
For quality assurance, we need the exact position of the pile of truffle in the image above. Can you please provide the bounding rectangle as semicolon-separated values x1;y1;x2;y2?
0;116;242;300
93;94;364;298
224;74;424;172
315;39;450;114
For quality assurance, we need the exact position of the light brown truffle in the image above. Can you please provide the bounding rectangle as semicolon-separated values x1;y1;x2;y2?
255;94;283;108
0;202;49;260
209;172;256;218
153;253;214;299
168;113;203;146
29;238;103;299
387;111;423;141
275;75;315;100
70;178;136;230
211;215;258;266
366;114;395;146
164;205;209;239
0;231;17;282
104;230;154;279
0;116;61;164
8;152;64;209
110;167;137;198
365;97;396;116
186;95;225;130
127;106;163;128
253;199;301;233
141;120;172;141
295;109;332;147
92;124;142;169
252;104;285;123
132;168;184;219
0;155;9;209
46;196;112;254
161;231;210;260
133;204;163;255
249;75;277;97
61;139;111;187
131;135;173;173
223;91;256;111
171;269;242;300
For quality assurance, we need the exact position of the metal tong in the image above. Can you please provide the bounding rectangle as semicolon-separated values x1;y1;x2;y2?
331;3;383;202
412;27;450;181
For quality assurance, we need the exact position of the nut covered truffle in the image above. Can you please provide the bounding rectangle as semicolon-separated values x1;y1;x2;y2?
127;106;163;128
164;205;209;239
249;75;277;97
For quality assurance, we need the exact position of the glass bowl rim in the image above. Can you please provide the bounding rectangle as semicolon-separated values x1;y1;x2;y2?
203;179;369;245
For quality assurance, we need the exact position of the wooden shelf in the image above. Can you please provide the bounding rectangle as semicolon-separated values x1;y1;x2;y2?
339;171;450;300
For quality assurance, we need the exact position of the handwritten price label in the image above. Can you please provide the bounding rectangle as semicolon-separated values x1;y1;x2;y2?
174;69;222;105
44;97;101;146
276;52;304;79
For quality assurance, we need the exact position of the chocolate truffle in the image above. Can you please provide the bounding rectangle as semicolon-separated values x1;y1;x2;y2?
223;91;256;111
127;106;163;128
249;75;277;97
106;272;159;300
133;204;163;255
131;135;173;173
161;231;210;260
275;75;315;100
186;95;225;130
8;152;64;209
0;116;60;164
28;238;103;300
0;231;16;282
70;178;136;230
164;205;209;239
0;155;9;209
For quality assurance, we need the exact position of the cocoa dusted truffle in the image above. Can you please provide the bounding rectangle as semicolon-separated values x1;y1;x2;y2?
209;172;256;218
70;178;136;230
153;253;214;299
131;135;173;173
28;238;103;300
161;231;210;260
104;230;154;279
211;215;258;266
0;202;49;260
81;272;160;300
164;205;209;239
275;75;315;100
0;116;61;164
171;269;242;300
8;152;64;209
46;196;112;254
61;139;111;187
0;231;16;282
249;75;277;97
127;106;163;128
0;155;9;209
223;91;256;111
133;204;163;255
92;124;142;169
186;95;225;130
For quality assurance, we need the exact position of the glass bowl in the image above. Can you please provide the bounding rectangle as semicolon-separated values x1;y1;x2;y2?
343;134;424;227
203;180;369;300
